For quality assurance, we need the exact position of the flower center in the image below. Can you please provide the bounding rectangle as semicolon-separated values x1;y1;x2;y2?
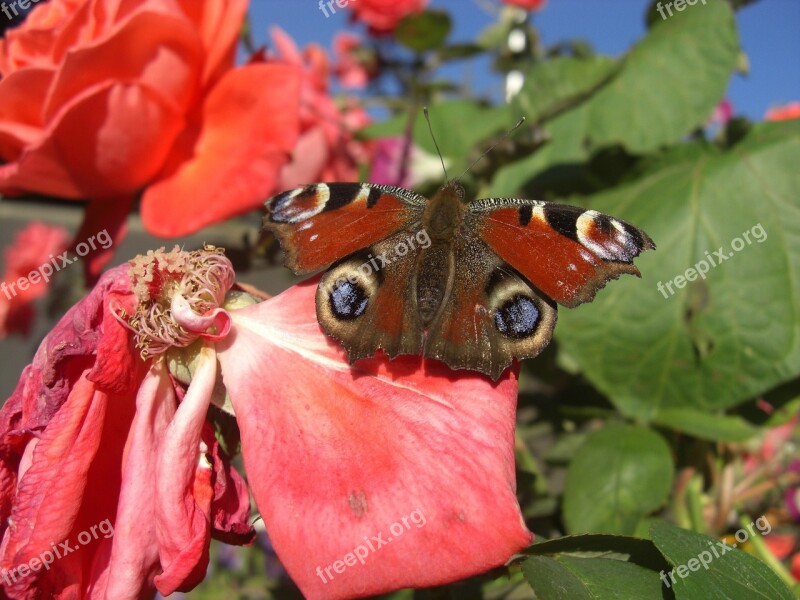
120;245;235;359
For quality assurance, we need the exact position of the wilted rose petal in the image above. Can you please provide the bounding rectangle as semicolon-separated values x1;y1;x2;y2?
0;249;252;599
217;278;531;600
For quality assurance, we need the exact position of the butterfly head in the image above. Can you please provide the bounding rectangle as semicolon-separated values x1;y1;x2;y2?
438;179;466;202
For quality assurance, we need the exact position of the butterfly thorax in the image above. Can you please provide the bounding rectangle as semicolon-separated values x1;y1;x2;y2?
415;185;466;325
422;184;466;240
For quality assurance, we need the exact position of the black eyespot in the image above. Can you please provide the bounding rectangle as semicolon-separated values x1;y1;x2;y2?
329;280;369;320
494;295;539;339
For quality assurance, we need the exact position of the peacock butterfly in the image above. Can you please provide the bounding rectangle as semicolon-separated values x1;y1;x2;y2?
264;122;655;380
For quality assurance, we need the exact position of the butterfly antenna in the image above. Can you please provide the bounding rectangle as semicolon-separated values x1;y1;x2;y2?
423;107;449;181
456;116;526;181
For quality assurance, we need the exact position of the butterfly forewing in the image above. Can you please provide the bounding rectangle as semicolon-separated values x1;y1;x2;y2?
264;183;426;274
469;198;655;308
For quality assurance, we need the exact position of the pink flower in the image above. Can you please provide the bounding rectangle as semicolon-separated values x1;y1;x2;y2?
348;0;428;34
0;221;68;337
709;99;733;126
502;0;547;11
765;102;800;122
268;27;371;187
333;33;373;89
369;137;449;188
1;245;532;598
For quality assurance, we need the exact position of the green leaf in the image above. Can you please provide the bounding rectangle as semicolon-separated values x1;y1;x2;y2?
579;0;739;152
563;424;673;535
395;10;451;53
649;520;796;600
653;408;758;441
526;534;670;572
556;123;800;418
491;0;739;192
522;555;662;600
436;43;484;61
514;56;619;124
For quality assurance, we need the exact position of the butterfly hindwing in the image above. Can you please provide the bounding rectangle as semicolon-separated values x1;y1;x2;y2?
315;228;426;362
424;232;557;379
264;183;426;274
469;198;655;308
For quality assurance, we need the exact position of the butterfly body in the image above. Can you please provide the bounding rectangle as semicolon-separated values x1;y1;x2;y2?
265;181;654;379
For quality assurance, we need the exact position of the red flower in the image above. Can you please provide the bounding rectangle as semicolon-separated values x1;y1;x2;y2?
502;0;547;10
269;27;371;188
765;102;800;122
0;0;300;237
0;246;532;598
348;0;428;34
0;222;68;337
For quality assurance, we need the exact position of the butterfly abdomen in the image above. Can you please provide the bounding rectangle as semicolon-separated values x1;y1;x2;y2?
415;242;455;325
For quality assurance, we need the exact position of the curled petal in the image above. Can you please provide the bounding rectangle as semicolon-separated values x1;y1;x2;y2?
102;363;176;599
154;345;217;594
171;295;231;341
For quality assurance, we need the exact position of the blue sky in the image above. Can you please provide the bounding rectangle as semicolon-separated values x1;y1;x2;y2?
250;0;799;121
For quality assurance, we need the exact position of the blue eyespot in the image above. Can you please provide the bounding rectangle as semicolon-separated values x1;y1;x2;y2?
494;295;539;339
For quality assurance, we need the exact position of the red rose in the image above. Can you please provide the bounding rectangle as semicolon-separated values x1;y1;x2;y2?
349;0;428;33
0;0;300;237
765;102;800;122
502;0;547;11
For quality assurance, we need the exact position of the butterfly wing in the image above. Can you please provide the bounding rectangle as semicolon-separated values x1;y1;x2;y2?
469;198;655;308
264;183;427;274
316;228;426;362
423;232;558;380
